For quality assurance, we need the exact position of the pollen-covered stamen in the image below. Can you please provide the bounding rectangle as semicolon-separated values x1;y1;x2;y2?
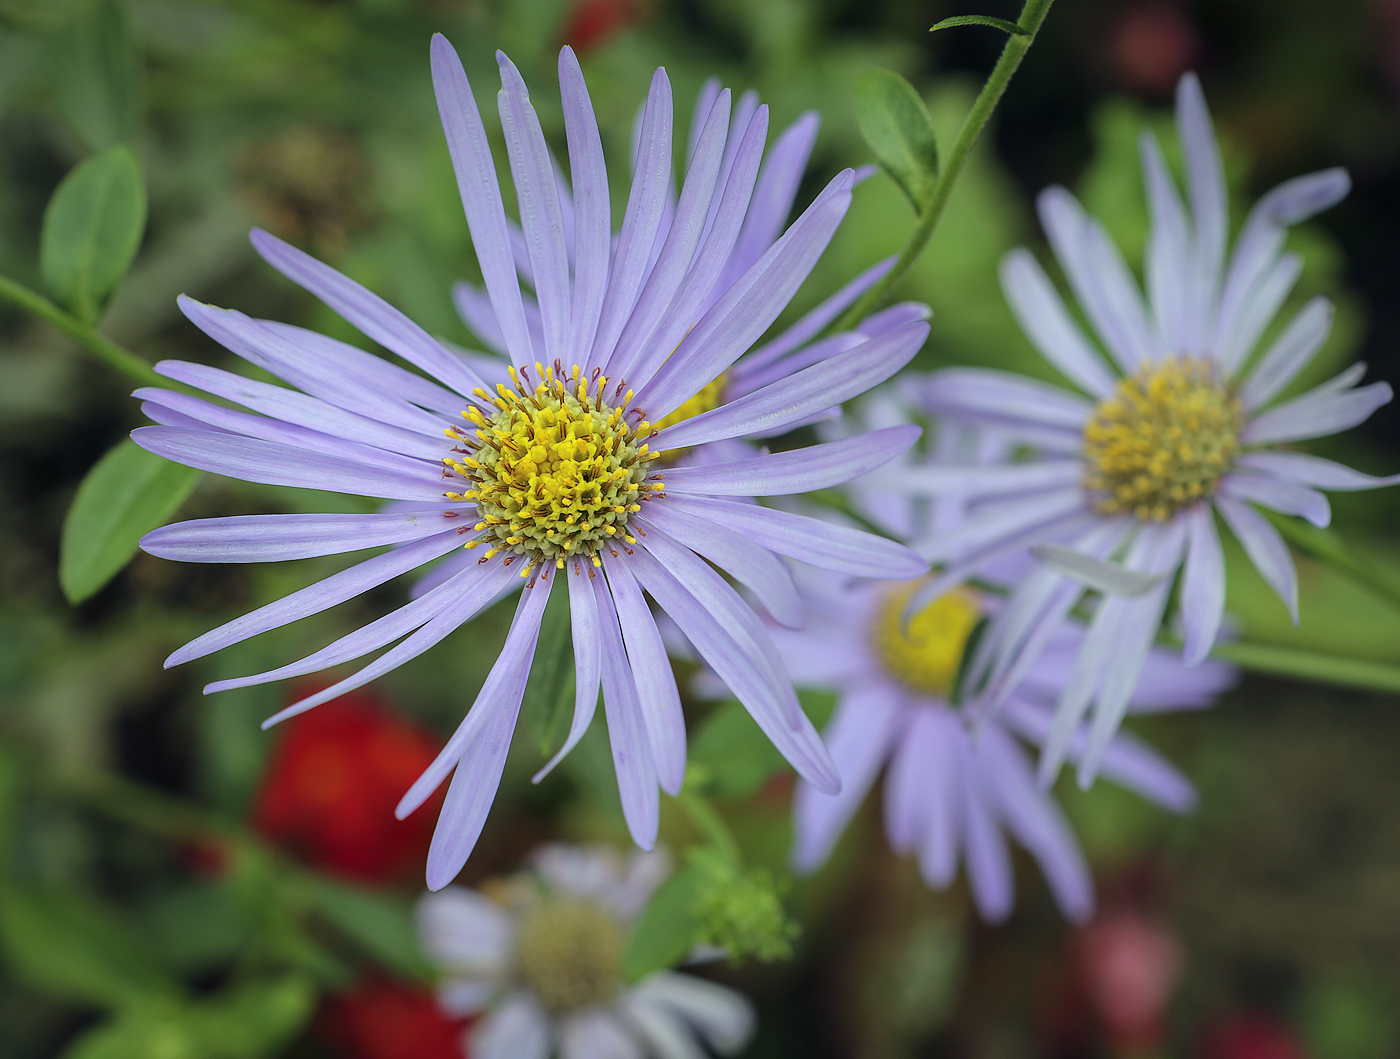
1083;355;1243;522
441;362;664;574
872;583;981;698
513;897;625;1013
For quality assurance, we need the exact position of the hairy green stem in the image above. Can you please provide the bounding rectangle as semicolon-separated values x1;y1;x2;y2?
1210;640;1400;695
0;271;166;389
833;0;1056;332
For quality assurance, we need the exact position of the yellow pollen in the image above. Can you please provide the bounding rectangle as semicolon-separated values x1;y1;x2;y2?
872;583;981;698
451;363;661;570
653;373;727;463
1083;355;1243;522
513;898;625;1013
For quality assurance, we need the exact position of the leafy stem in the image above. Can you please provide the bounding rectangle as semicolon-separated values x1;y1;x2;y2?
1263;509;1400;617
0;271;166;390
834;0;1056;331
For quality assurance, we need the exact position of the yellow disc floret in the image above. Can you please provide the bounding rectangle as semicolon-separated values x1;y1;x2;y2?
513;897;625;1013
872;583;981;698
653;372;727;463
1083;355;1243;521
443;362;663;573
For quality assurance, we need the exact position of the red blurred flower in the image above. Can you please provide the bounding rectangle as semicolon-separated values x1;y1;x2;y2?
1077;912;1183;1052
562;0;640;54
253;683;444;884
1106;3;1200;97
1199;1011;1311;1059
319;977;467;1059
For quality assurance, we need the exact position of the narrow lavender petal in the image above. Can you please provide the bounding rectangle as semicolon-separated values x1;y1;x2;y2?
687;77;722;162
959;740;1015;922
262;560;533;730
1222;472;1331;528
1243;377;1393;445
792;683;901;873
705;88;759;238
533;565;604;784
136;389;437;479
891;459;1082;500
720;111;821;291
981;726;1093;922
637;506;803;629
1175;73;1227;321
1138;131;1193;356
881;708;927;854
589;68;673;368
663;426;919;497
1217;252;1302;374
151;361;448;457
558;47;612;367
625;546;841;794
605;558;686;798
912;710;964;887
213;561;511;699
652;319;928;450
452;281;509;356
919;366;1093;432
624;105;769;387
431;34;536;368
250;226;487;396
142;511;461;563
1238;296;1333;409
402;575;551;826
132;426;444;501
735;256;897;379
914;488;1089;565
637;171;855;416
470;994;551;1059
1083;215;1161;362
1238;451;1400;491
726;332;864;395
606;89;731;381
496;53;572;366
664;495;927;580
1216;495;1298;622
165;531;467;668
1000;249;1116;397
1180;503;1226;666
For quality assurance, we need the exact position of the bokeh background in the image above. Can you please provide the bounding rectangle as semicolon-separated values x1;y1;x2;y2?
3;1;1400;1057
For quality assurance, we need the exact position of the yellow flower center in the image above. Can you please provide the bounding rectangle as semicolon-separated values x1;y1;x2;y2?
653;372;727;463
513;897;625;1013
1083;355;1243;522
443;363;664;573
872;583;981;698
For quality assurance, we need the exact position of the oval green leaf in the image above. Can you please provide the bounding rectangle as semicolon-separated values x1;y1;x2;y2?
853;69;940;213
60;439;200;604
623;864;705;983
41;145;147;324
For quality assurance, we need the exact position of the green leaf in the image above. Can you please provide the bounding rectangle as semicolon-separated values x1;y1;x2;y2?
60;439;199;604
0;888;177;1009
49;0;141;151
304;877;433;982
521;584;575;756
623;865;705;983
41;144;147;323
184;976;315;1058
929;15;1029;35
852;70;940;213
58;1009;199;1059
689;691;838;800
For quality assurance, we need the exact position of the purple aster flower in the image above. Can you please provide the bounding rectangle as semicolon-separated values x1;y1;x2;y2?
418;843;753;1059
903;72;1398;786
132;36;929;887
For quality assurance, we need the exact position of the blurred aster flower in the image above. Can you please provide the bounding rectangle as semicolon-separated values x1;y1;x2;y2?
417;844;753;1059
907;72;1397;785
133;37;929;887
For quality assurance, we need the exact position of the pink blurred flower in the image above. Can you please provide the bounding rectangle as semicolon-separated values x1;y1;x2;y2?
1077;912;1183;1051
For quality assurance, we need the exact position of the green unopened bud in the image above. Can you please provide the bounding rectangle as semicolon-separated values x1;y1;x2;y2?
690;852;799;964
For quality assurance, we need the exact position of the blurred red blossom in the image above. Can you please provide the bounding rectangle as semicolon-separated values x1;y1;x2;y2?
1076;911;1184;1052
252;683;444;884
1106;2;1200;96
1198;1010;1312;1059
563;0;641;53
319;977;467;1059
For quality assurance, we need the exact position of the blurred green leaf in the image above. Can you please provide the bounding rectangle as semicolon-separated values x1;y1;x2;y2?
690;691;837;800
198;641;281;814
853;69;939;213
58;1009;199;1059
304;877;432;982
40;144;147;324
59;439;199;604
138;882;256;976
49;0;140;151
522;584;575;756
0;887;177;1009
623;864;705;983
929;15;1028;35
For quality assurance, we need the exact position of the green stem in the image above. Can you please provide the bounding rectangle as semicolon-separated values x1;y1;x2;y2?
42;767;242;843
1263;510;1400;617
1210;640;1400;695
0;272;166;389
833;0;1056;332
676;785;741;866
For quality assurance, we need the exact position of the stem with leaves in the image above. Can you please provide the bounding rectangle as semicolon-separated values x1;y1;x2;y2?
834;0;1055;332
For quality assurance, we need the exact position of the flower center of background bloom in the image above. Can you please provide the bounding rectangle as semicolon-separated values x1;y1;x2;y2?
654;372;726;463
513;897;625;1013
1083;355;1242;522
872;583;981;697
445;364;663;572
